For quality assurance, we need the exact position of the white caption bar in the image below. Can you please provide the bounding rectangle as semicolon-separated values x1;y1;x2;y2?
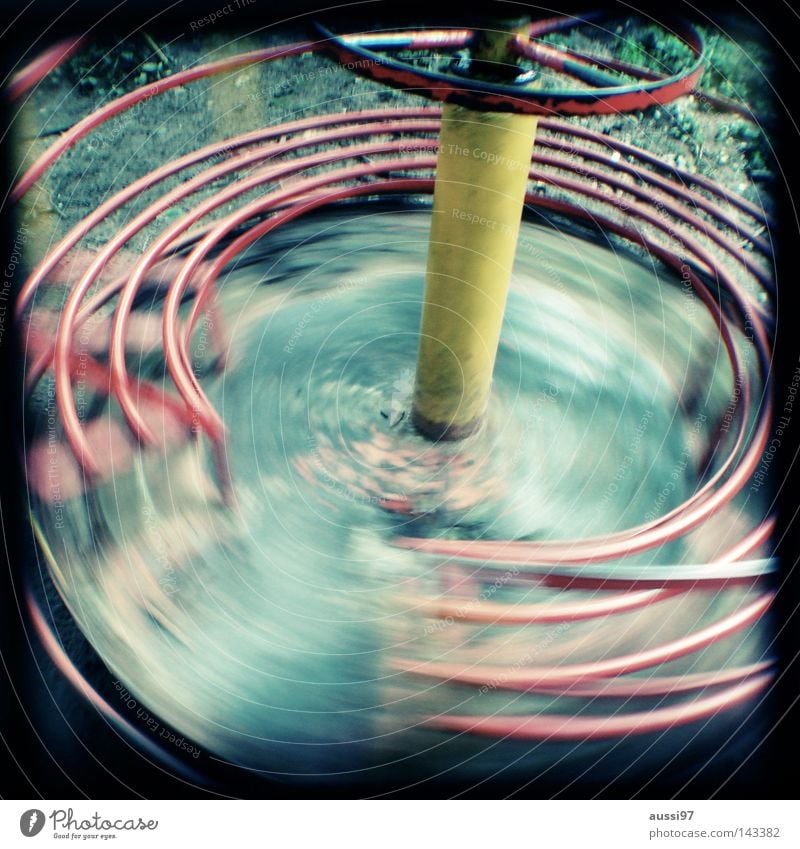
2;800;797;848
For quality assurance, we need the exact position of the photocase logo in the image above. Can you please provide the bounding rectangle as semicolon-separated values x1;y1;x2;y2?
381;367;414;426
19;810;45;837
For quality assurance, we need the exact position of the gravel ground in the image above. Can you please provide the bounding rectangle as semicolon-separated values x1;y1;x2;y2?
14;14;776;255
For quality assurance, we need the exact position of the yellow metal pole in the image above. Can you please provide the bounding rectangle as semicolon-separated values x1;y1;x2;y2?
412;25;537;439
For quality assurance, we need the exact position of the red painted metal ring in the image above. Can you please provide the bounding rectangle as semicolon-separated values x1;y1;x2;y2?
313;18;705;115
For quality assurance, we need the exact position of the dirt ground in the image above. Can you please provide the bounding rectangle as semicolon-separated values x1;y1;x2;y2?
13;13;776;262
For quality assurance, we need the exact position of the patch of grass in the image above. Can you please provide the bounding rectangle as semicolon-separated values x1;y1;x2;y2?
58;34;171;100
615;22;694;75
